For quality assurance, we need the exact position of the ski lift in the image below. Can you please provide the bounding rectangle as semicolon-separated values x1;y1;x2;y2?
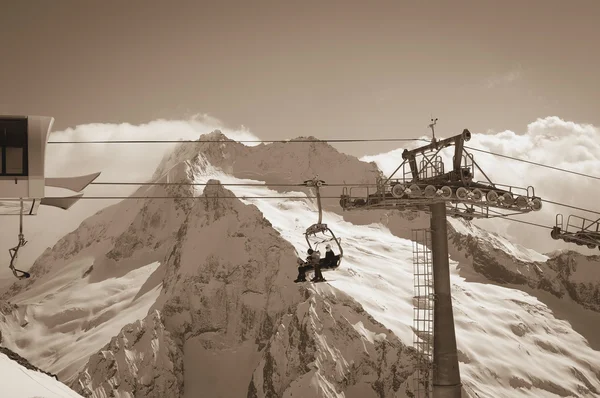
1;115;101;279
302;176;343;270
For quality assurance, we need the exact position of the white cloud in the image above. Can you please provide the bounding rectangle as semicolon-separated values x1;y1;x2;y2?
0;116;260;282
362;116;600;256
47;116;261;181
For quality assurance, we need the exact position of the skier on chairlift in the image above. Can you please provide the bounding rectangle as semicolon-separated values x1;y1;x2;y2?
294;248;325;283
324;244;337;268
308;248;325;282
294;257;309;283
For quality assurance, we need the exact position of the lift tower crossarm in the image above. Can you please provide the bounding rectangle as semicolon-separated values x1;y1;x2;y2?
401;129;471;172
382;129;472;188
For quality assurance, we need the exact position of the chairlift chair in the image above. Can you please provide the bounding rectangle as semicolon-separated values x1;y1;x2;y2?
302;176;343;270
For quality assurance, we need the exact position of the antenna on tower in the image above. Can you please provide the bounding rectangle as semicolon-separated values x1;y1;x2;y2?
428;117;438;143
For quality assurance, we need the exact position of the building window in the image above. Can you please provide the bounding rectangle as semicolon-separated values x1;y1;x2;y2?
0;117;28;176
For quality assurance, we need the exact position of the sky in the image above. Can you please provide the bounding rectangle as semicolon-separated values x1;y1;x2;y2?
1;1;600;281
1;0;599;157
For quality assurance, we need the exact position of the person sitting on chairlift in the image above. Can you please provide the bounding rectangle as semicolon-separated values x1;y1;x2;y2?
294;257;308;282
324;244;337;268
308;248;324;282
294;249;314;283
294;248;325;283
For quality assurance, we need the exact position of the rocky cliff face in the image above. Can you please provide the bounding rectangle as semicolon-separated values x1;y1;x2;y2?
0;161;198;383
447;219;600;313
1;161;196;301
72;310;183;398
249;289;417;398
71;181;419;397
348;208;600;315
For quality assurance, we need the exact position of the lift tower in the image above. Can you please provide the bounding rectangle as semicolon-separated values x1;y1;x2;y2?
339;124;542;398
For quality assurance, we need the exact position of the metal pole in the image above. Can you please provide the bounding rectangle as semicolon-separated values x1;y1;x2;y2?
429;201;462;398
315;185;323;225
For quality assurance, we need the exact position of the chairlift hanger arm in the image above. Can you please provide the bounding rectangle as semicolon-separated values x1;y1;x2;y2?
8;199;30;279
303;176;326;225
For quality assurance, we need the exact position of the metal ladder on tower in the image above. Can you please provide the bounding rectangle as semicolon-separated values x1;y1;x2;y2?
412;228;435;398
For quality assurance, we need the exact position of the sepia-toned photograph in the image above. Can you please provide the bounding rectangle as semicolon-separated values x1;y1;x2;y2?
1;1;599;397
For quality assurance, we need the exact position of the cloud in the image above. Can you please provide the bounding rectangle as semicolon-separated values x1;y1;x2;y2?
0;116;260;282
485;65;522;89
47;116;261;180
362;116;600;256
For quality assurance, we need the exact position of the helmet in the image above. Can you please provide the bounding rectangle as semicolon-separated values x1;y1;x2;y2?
307;249;313;254
326;244;331;250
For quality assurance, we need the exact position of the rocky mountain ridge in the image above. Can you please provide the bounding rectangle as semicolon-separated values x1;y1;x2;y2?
71;181;419;397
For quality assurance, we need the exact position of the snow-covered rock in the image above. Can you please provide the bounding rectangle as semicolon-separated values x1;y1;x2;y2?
72;310;182;398
70;181;418;398
0;345;83;397
249;288;417;398
0;162;196;382
447;218;600;316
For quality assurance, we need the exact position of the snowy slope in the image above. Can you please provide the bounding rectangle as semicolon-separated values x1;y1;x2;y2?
176;164;600;397
1;132;599;397
0;163;197;381
71;181;418;398
71;140;600;396
0;346;83;398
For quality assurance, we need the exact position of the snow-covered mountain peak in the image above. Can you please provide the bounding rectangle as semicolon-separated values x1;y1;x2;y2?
153;131;382;196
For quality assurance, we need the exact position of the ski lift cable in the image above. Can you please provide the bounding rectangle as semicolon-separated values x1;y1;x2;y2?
464;146;600;182
47;138;430;144
27;195;344;200
90;182;380;187
15;193;600;219
485;208;552;230
28;193;555;232
46;136;600;182
542;199;600;216
86;183;600;215
17;194;598;213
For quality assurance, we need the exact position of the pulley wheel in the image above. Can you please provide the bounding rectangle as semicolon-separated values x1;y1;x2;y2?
440;186;452;199
391;183;405;198
456;187;469;200
515;196;528;209
471;188;483;201
408;184;421;197
486;190;498;203
424;185;437;198
501;193;514;206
